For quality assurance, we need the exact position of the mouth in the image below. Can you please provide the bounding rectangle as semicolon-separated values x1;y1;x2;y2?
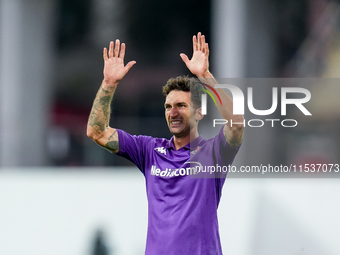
170;119;183;127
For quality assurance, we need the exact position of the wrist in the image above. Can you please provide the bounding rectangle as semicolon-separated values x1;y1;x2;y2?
101;79;118;92
197;70;213;79
202;70;213;79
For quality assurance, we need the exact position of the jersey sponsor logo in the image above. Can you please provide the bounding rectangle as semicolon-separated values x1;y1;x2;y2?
150;162;202;178
154;146;167;155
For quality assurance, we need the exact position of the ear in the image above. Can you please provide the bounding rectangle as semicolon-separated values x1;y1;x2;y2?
195;107;204;121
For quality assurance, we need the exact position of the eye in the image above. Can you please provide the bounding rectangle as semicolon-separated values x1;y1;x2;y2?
165;105;171;109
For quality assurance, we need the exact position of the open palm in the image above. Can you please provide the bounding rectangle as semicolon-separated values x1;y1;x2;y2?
180;32;209;78
103;40;136;85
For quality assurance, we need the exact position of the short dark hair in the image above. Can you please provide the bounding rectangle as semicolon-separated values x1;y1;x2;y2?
162;76;205;109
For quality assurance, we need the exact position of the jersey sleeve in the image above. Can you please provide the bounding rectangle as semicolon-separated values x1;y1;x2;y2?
214;126;242;201
215;126;242;163
116;129;154;174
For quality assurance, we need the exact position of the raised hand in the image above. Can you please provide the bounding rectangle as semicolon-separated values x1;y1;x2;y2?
180;32;210;78
103;39;136;87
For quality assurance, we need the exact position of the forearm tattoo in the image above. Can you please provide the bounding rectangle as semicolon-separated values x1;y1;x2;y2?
88;86;116;132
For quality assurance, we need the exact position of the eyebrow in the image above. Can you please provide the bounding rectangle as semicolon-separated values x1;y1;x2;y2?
164;101;188;107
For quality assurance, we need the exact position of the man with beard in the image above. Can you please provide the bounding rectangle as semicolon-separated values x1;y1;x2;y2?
87;32;244;255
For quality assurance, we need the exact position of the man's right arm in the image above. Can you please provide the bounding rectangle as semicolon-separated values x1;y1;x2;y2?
87;39;136;153
87;82;119;152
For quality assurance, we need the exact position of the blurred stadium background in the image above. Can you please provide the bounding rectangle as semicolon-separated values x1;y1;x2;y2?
0;0;340;254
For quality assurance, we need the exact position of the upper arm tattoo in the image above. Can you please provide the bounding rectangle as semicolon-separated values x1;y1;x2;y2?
104;129;119;152
223;125;243;147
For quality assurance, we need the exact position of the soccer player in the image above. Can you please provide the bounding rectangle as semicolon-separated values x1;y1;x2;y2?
87;32;244;255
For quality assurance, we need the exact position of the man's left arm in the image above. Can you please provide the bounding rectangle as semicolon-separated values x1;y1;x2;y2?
180;32;244;147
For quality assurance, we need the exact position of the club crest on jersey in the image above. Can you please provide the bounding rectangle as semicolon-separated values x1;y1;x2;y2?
190;146;201;155
155;146;167;155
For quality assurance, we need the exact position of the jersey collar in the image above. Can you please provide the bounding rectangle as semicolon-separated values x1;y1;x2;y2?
166;135;204;151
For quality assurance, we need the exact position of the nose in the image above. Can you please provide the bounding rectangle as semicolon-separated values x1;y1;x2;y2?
169;106;178;117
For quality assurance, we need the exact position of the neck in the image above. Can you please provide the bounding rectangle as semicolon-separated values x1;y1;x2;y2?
173;129;199;150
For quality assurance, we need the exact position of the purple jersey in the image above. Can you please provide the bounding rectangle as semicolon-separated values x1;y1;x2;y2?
116;127;240;255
